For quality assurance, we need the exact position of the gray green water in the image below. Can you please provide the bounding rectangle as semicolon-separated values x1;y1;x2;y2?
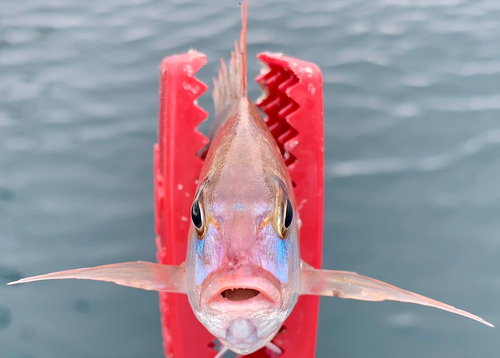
1;0;499;357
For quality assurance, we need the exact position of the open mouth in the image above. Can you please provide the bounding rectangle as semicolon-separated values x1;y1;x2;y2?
221;288;261;301
201;267;282;306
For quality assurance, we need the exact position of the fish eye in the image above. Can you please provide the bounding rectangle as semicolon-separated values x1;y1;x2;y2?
191;199;205;237
278;197;293;238
273;180;294;238
284;198;293;229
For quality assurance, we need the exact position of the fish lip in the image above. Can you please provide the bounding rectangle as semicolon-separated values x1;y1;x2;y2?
201;267;282;306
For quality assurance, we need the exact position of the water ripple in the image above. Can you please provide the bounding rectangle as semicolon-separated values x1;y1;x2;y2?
328;128;500;177
427;94;500;112
326;50;392;68
378;0;466;8
456;61;500;76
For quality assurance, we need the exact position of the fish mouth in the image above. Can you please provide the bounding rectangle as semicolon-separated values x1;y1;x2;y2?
220;288;261;301
201;267;282;308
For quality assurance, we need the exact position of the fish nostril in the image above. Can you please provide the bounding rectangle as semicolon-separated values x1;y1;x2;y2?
221;288;260;301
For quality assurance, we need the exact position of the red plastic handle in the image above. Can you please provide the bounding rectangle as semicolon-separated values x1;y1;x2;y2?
154;51;214;358
154;51;324;358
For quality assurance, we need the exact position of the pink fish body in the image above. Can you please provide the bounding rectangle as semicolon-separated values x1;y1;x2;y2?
186;98;300;352
9;1;493;357
184;8;302;351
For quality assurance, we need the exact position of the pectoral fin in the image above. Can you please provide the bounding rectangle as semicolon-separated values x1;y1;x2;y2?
300;261;493;327
8;261;186;293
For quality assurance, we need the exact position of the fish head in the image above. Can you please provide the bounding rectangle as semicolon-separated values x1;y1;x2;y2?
186;174;300;354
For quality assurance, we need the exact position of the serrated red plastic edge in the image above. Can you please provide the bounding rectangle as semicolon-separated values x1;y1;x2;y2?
245;52;324;358
154;51;215;358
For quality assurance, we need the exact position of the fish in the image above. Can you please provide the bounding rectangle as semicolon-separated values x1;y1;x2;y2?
8;1;493;357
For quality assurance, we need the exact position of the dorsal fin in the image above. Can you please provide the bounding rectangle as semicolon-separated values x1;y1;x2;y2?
213;0;248;115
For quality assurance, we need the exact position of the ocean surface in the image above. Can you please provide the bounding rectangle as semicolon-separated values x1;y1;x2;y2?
1;0;499;357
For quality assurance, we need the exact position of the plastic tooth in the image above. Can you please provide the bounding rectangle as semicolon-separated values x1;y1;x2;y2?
278;101;298;120
277;74;298;93
256;62;300;168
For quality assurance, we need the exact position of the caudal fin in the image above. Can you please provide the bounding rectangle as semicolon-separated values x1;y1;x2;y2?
213;0;248;115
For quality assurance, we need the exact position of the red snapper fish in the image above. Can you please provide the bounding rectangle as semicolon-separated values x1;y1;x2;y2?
9;1;493;356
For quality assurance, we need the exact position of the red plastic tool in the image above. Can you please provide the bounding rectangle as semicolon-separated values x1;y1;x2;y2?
154;51;323;358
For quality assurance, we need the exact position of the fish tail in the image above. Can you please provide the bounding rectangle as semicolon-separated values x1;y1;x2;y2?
213;0;248;115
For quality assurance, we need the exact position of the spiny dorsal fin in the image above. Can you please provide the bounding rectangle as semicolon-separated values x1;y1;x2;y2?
213;0;248;115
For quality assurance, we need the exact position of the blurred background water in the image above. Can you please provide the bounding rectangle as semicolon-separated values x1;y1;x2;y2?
1;0;499;357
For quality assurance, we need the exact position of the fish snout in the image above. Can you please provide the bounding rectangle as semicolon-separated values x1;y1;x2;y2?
226;318;258;345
